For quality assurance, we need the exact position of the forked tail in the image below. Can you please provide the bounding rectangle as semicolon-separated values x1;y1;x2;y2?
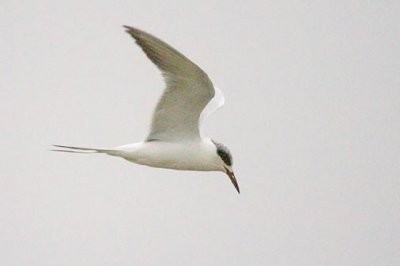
52;145;120;156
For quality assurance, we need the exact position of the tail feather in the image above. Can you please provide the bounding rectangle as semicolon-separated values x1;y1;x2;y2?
52;145;118;155
51;149;96;154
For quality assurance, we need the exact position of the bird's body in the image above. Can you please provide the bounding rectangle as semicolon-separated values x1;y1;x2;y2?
54;26;239;193
115;138;221;171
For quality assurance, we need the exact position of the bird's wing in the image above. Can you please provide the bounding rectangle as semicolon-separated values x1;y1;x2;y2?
199;86;225;131
124;26;223;142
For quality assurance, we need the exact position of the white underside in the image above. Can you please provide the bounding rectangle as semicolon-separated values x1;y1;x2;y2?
114;138;223;172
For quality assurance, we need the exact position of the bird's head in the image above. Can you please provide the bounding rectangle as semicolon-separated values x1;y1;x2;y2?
212;140;240;194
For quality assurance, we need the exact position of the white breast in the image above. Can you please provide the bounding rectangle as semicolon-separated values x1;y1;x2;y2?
116;139;221;172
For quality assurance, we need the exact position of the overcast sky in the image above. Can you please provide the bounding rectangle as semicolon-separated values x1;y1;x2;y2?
1;1;399;265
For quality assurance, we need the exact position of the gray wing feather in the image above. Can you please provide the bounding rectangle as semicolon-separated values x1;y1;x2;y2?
124;26;215;141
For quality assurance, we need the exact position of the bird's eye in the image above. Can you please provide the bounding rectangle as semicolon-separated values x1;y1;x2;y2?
211;140;233;166
216;147;232;166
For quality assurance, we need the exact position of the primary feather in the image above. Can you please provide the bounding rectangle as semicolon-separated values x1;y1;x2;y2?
124;26;218;142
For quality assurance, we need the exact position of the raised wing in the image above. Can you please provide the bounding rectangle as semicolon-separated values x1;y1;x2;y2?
124;26;220;142
199;86;225;135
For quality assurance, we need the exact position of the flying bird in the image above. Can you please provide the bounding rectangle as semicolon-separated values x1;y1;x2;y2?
54;26;239;193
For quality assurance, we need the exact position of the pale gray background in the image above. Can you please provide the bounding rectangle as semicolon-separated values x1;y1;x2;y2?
1;1;399;265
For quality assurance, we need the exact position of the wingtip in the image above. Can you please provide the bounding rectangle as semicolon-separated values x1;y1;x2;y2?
123;25;140;35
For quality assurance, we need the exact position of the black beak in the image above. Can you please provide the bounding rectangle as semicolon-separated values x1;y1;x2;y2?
225;167;240;194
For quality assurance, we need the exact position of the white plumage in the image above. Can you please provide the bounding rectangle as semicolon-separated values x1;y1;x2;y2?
54;26;239;193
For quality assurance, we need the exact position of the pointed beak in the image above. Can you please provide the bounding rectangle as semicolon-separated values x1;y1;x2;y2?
225;167;240;194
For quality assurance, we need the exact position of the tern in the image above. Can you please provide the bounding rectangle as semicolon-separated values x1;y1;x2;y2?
54;26;239;193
